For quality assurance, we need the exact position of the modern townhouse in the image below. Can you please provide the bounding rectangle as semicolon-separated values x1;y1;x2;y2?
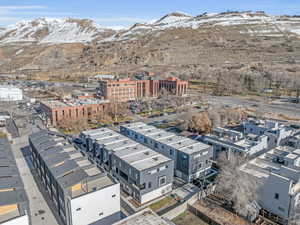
29;130;121;225
241;146;300;224
0;139;30;225
200;127;269;159
80;128;174;204
244;118;294;148
120;122;214;182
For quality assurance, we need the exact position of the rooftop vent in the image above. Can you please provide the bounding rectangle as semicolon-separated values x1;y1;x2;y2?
144;152;150;155
153;157;158;161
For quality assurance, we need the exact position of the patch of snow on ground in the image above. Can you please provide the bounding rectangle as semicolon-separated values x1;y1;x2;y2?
15;49;24;55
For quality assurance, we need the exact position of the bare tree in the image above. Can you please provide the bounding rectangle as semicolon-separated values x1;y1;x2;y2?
288;200;300;225
216;153;262;221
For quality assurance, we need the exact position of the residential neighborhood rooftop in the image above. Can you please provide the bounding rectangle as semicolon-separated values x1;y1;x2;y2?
241;146;300;182
0;139;29;224
29;130;116;198
86;128;172;171
122;122;211;154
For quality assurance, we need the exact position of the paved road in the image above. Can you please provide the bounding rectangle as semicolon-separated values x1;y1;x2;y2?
206;96;300;118
6;118;20;138
11;134;59;225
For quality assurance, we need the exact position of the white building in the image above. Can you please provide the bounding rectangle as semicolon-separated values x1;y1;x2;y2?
201;127;269;159
241;146;300;222
0;85;23;101
244;119;293;147
29;130;121;225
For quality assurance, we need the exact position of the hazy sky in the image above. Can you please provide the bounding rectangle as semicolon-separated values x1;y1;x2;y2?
0;0;299;27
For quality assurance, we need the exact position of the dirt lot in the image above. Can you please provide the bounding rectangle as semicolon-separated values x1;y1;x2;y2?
172;210;208;225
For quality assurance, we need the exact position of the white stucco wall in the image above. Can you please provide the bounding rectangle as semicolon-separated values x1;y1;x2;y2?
0;87;23;101
259;173;292;219
1;214;29;225
70;183;120;225
141;183;172;204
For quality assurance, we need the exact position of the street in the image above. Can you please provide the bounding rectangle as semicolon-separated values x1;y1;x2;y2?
10;134;60;225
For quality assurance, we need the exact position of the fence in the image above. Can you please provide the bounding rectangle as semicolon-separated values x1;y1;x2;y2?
187;203;221;225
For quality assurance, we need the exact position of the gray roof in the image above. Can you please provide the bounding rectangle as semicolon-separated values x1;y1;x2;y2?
29;130;116;198
0;138;29;223
83;128;172;171
121;122;211;155
113;144;172;171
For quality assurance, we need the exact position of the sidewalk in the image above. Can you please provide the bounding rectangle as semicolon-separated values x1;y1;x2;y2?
11;135;60;225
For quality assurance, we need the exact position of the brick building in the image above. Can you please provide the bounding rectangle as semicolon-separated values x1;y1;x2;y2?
40;98;109;126
97;77;188;102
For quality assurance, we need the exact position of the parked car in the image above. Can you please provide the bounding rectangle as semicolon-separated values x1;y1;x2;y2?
73;138;83;145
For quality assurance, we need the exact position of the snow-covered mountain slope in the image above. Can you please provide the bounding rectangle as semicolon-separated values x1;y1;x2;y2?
101;11;300;42
0;18;116;44
0;11;299;45
154;12;192;25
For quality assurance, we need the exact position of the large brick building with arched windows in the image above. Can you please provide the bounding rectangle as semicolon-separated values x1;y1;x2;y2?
98;77;188;102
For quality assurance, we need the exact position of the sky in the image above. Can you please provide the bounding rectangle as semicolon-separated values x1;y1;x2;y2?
0;0;299;28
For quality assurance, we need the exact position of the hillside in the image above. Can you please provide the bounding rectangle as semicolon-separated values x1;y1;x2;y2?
0;11;299;81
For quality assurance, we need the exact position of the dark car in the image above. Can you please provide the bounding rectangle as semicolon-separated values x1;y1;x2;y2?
73;138;83;145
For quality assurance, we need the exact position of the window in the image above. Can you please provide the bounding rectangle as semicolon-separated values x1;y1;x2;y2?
148;182;152;189
159;176;167;187
155;143;158;149
275;193;279;200
160;165;166;171
169;149;173;156
140;183;146;190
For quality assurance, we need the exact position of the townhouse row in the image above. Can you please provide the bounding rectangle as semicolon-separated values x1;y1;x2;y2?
28;130;121;225
80;128;174;204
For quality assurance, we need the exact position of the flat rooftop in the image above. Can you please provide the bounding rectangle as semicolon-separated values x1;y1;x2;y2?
241;146;300;182
29;130;116;198
113;144;172;171
82;128;172;171
122;122;211;155
41;98;109;109
113;208;169;225
0;139;28;224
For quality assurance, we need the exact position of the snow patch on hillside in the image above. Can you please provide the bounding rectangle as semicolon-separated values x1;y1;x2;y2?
0;18;112;44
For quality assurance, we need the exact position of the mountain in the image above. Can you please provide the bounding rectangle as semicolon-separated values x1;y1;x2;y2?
100;11;300;43
1;11;299;45
0;18;116;44
0;11;299;80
